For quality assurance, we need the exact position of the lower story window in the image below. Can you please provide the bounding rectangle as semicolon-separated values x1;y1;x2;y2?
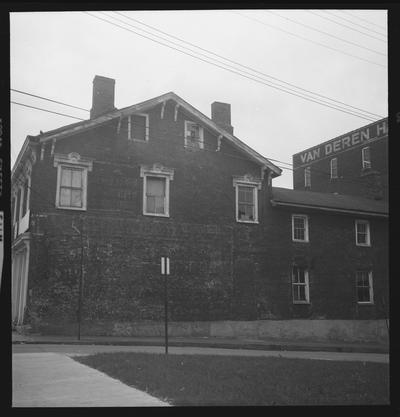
356;270;374;304
292;266;310;303
140;164;174;218
145;176;166;215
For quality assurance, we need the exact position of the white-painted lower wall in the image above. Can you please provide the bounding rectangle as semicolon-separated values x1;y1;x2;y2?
111;319;389;344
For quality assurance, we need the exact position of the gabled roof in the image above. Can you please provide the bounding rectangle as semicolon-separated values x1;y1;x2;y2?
36;91;282;176
271;187;388;218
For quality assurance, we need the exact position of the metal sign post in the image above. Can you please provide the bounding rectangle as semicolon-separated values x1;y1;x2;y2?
161;256;170;354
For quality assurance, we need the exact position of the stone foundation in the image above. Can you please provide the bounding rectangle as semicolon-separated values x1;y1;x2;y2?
34;319;389;344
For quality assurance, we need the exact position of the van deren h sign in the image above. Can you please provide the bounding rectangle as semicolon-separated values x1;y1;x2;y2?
297;119;388;165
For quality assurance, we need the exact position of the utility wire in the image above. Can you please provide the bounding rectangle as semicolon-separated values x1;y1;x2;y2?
235;11;386;68
11;101;86;121
266;10;386;56
11;89;90;112
340;10;387;31
325;10;386;38
307;10;387;43
85;12;378;122
112;11;384;119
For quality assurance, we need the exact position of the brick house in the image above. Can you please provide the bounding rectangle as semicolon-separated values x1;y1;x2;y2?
11;76;388;342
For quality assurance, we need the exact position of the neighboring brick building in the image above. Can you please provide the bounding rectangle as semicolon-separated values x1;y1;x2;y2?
11;76;389;342
292;118;388;201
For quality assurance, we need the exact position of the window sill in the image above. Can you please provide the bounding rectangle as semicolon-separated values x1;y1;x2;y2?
129;138;149;142
236;219;259;224
357;301;374;305
292;239;309;243
184;144;204;150
356;243;371;247
56;206;87;211
293;301;310;305
143;212;170;218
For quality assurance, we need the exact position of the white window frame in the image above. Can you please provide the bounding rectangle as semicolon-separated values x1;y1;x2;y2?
292;266;310;304
330;157;338;179
292;214;309;242
304;166;311;188
184;120;204;149
140;164;174;218
232;176;262;224
54;153;93;211
356;270;374;304
128;113;149;141
362;146;371;169
355;219;371;247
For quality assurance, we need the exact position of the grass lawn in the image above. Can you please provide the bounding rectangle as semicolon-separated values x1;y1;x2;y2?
74;352;389;406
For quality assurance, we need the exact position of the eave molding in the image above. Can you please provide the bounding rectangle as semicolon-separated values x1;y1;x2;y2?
270;200;388;218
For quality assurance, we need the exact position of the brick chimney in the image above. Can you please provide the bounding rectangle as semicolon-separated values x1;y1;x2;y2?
90;75;116;119
211;102;233;135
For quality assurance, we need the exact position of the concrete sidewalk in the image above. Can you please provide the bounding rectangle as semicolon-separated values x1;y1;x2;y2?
12;332;389;353
12;352;170;407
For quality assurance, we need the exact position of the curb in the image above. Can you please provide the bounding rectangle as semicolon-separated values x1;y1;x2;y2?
12;339;389;354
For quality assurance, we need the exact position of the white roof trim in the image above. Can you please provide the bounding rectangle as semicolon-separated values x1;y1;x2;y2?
38;92;281;176
270;200;388;218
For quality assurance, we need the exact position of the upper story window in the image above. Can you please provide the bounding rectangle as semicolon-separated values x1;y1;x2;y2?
292;214;309;242
54;153;93;211
304;166;311;188
292;266;310;304
356;270;374;304
140;164;175;217
362;146;371;169
184;120;204;149
233;175;262;224
355;220;371;247
128;114;149;141
330;158;338;179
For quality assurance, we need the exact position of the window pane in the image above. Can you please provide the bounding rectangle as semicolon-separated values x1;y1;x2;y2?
132;115;147;140
59;187;71;206
238;203;254;221
72;170;82;188
61;168;72;186
147;177;165;197
357;286;370;302
238;186;253;204
71;189;83;207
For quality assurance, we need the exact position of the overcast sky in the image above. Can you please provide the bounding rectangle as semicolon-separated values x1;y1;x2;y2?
10;9;387;188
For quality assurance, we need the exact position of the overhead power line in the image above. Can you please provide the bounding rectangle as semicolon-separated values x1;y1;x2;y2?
11;101;86;121
266;10;386;56
112;11;383;119
235;11;386;69
329;10;387;37
340;10;387;31
308;10;387;43
85;12;379;122
99;11;380;121
11;89;90;112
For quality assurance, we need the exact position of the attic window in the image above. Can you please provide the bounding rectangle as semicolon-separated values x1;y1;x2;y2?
184;120;204;149
128;114;149;141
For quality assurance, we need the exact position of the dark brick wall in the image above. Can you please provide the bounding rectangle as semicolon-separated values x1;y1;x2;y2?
24;99;388;329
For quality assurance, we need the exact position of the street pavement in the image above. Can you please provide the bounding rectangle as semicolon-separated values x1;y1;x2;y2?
12;343;389;407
